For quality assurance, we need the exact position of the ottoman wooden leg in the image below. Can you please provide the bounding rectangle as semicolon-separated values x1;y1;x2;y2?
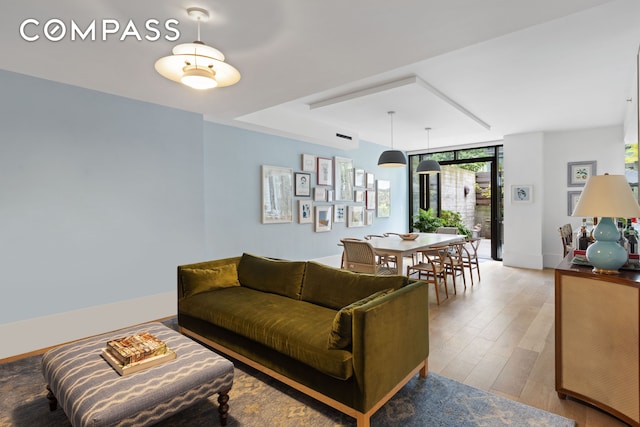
46;385;58;411
217;389;230;426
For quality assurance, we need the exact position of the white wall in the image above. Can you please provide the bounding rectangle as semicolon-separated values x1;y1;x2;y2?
502;125;625;270
503;132;545;269
541;126;625;267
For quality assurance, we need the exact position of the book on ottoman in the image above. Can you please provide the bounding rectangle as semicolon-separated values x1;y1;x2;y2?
102;331;176;376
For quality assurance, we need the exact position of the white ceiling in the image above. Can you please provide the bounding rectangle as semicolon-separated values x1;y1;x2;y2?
1;0;639;152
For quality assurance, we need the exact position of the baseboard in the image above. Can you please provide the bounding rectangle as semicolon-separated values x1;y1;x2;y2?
0;292;175;361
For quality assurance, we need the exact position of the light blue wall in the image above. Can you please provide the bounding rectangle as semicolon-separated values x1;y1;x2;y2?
0;70;207;323
202;122;408;260
0;70;409;325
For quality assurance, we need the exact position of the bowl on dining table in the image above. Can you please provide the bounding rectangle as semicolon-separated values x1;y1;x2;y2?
399;233;419;240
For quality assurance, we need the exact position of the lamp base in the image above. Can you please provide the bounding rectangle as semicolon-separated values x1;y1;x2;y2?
585;217;628;274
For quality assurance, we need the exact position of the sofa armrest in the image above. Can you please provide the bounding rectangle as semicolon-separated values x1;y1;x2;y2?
351;280;429;412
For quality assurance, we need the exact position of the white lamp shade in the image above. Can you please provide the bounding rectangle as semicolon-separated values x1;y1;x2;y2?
572;174;640;218
155;42;241;88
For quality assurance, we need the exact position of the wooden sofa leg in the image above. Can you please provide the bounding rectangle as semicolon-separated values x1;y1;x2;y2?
218;390;230;426
420;359;428;378
355;412;370;427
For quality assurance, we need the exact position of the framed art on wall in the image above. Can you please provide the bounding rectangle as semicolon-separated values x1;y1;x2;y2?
366;190;376;210
567;161;596;187
334;204;346;223
366;172;375;189
314;187;327;202
354;168;365;187
294;172;311;197
334;156;353;201
317;157;333;186
376;180;390;217
302;154;316;172
298;200;313;223
262;165;293;223
315;206;333;232
348;205;365;227
511;185;532;204
567;191;581;216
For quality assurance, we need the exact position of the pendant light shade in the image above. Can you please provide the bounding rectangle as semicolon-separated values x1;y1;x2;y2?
155;8;240;90
416;127;440;174
378;111;407;167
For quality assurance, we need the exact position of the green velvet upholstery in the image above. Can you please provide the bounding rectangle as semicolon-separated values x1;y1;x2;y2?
237;253;307;299
180;287;353;379
177;257;241;299
301;261;407;309
328;288;394;349
180;264;240;297
177;256;429;422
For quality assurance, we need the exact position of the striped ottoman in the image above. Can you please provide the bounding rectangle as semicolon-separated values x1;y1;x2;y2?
42;322;234;426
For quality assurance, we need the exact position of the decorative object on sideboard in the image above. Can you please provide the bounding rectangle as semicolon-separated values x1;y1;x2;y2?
571;173;640;273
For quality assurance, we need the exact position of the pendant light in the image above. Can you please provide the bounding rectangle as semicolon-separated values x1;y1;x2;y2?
377;111;407;167
155;7;241;90
416;127;441;174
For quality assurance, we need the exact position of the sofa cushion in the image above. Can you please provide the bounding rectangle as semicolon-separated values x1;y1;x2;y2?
328;288;394;349
180;287;353;380
301;261;408;310
181;264;240;297
237;253;306;299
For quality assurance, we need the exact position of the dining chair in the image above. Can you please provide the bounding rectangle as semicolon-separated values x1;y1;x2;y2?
559;224;574;257
340;239;398;275
435;227;459;234
406;250;448;304
436;242;467;294
460;238;481;285
364;234;397;268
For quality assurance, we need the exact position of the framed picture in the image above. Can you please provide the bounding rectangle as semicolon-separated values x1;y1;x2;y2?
366;190;376;210
315;206;333;232
326;189;334;202
262;165;293;223
314;187;327;202
354;190;365;203
298;200;313;223
334;156;353;201
511;185;533;204
294;172;311;196
302;154;316;172
365;210;374;226
376;180;391;217
366;172;375;189
567;191;581;216
567;161;596;187
334;204;346;223
354;168;365;187
348;205;365;227
317;157;333;186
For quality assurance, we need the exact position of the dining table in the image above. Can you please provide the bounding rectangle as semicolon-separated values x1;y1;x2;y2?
367;233;464;274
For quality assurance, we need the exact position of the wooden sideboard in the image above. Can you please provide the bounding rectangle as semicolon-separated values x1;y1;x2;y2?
555;256;640;426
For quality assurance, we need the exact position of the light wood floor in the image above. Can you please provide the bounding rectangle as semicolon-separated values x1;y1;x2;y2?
427;259;627;427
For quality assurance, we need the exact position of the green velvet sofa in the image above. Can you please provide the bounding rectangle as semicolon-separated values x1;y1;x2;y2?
177;253;430;427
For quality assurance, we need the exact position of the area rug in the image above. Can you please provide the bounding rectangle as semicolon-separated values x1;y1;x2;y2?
0;325;575;427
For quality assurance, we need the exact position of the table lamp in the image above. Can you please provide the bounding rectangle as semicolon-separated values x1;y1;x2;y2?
572;173;640;273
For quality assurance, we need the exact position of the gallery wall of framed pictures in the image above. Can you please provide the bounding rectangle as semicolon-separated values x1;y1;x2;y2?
262;153;391;232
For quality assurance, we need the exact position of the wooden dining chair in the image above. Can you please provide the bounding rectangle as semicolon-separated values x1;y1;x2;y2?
559;224;574;257
364;234;397;268
436;242;467;294
340;239;398;275
406;250;448;304
460;238;481;285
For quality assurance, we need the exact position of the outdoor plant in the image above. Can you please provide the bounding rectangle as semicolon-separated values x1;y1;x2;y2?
413;208;472;238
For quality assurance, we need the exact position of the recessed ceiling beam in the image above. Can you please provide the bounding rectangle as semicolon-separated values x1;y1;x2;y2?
308;75;491;131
